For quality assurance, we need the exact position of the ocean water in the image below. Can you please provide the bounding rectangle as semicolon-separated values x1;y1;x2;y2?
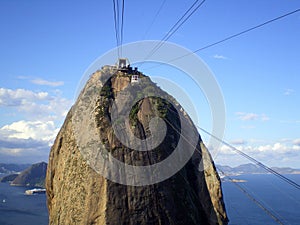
222;174;300;225
0;174;299;225
0;182;48;225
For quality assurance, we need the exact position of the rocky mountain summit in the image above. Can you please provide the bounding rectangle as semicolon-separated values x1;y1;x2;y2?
46;66;228;225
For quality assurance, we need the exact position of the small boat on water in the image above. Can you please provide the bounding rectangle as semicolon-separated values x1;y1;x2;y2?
25;188;46;195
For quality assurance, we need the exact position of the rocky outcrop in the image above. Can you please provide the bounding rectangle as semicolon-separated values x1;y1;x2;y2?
11;162;47;188
46;67;228;225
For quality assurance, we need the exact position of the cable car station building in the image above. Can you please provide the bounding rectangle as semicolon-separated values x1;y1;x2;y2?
117;58;141;83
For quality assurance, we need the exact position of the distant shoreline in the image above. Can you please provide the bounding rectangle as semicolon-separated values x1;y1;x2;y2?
217;163;300;177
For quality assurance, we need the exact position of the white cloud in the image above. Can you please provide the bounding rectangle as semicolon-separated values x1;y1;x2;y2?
261;114;270;121
284;89;294;96
230;139;246;145
213;54;228;60
293;139;300;146
213;139;300;168
0;120;59;143
0;137;50;164
17;76;64;87
219;145;234;155
1;148;23;156
293;145;300;151
0;120;60;163
0;88;49;106
236;112;270;121
0;87;72;163
31;78;64;87
0;87;71;121
236;112;258;121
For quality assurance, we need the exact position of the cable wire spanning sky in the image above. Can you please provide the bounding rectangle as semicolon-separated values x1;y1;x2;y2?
0;0;299;167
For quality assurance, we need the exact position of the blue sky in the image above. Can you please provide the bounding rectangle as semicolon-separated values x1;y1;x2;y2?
0;0;299;167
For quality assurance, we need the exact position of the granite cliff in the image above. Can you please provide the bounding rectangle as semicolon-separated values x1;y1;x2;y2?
46;66;228;225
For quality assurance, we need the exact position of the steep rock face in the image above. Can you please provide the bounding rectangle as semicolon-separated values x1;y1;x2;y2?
46;67;228;225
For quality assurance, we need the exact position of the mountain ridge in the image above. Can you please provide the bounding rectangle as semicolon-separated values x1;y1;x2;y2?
11;162;47;188
0;163;30;174
217;163;300;176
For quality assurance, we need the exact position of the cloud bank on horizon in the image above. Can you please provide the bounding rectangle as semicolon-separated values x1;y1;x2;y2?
0;79;71;164
212;139;300;168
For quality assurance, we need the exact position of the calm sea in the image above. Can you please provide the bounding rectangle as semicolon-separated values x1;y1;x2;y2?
0;182;48;225
0;174;299;225
222;174;300;225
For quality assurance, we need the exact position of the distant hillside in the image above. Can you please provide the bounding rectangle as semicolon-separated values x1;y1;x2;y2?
0;173;18;182
217;163;300;176
11;162;47;188
0;163;30;174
